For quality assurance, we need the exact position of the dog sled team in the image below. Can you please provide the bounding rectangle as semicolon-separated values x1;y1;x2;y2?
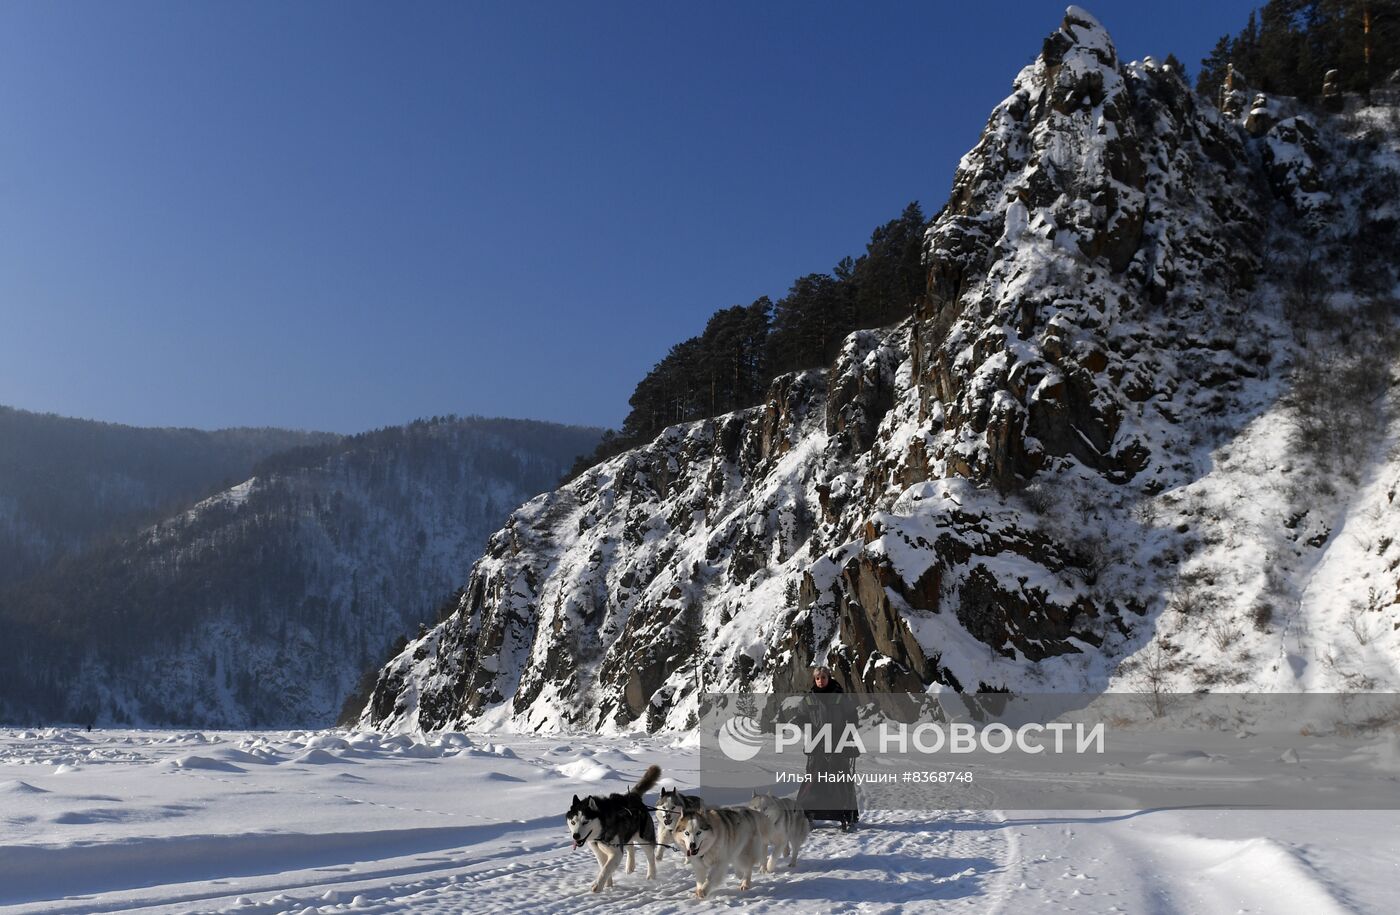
565;765;817;898
564;664;857;897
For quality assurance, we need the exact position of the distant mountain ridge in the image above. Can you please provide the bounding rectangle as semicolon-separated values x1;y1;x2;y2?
0;404;337;588
1;414;602;727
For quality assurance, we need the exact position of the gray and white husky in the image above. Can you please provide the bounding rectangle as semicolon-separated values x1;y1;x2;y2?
747;791;811;871
564;764;661;893
675;806;772;898
654;786;704;860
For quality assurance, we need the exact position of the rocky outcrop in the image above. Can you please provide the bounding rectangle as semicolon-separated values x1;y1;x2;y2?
1262;116;1331;224
910;8;1261;497
361;7;1393;734
1245;94;1275;136
1321;69;1344;112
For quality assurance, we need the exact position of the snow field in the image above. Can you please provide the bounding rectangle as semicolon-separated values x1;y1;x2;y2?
3;728;1396;913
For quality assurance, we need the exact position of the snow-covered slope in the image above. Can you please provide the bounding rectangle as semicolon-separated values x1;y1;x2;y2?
0;406;333;589
0;418;601;728
364;8;1400;735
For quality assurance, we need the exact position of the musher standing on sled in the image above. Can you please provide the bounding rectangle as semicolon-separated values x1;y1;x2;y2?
796;665;860;831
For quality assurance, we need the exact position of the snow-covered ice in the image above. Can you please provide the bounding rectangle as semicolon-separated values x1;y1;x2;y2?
2;728;1396;913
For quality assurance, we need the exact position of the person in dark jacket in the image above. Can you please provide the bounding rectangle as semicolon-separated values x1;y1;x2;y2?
796;665;860;831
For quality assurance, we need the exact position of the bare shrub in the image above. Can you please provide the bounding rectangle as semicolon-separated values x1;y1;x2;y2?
1344;604;1373;645
1020;483;1056;516
1283;349;1390;472
1122;643;1174;718
1343;588;1384;646
1262;561;1290;597
1167;576;1216;618
1068;535;1113;585
1281;255;1334;335
1208;616;1245;651
1320;647;1380;690
1250;602;1274;632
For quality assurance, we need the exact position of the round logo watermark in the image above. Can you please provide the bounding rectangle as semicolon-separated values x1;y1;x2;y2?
717;715;765;761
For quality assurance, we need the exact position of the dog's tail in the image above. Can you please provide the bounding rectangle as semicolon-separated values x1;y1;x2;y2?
630;764;661;796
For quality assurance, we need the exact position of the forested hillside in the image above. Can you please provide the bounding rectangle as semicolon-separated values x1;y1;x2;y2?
0;405;334;587
572;203;927;474
0;416;600;727
1196;0;1399;98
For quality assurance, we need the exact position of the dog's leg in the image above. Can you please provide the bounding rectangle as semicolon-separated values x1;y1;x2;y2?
741;843;762;891
626;843;636;874
589;841;609;893
655;826;668;861
591;843;622;892
715;852;734;892
706;856;727;897
604;844;624;889
791;820;809;868
643;839;656;880
689;855;708;899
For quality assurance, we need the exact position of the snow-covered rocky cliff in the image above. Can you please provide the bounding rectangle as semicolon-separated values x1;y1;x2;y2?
364;7;1400;734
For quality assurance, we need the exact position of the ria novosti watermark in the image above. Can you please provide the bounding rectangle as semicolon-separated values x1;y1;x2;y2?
768;719;1105;757
698;692;1400;810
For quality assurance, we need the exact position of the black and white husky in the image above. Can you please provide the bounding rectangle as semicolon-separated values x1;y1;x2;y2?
675;806;772;898
565;764;662;893
747;791;811;871
653;786;704;861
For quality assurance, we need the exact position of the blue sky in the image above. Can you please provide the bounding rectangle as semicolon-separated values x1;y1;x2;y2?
0;1;1258;433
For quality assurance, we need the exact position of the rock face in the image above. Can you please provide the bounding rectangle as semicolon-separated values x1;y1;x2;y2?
1220;63;1249;118
1245;94;1275;136
1322;69;1344;112
363;9;1400;734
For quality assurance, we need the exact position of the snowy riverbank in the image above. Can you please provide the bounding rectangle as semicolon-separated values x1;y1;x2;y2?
1;728;1394;913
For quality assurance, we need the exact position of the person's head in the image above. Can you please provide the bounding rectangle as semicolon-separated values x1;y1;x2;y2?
813;666;832;688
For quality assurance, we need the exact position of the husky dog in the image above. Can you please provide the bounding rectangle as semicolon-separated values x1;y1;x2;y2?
564;764;661;893
747;791;811;871
675;806;772;898
653;786;704;860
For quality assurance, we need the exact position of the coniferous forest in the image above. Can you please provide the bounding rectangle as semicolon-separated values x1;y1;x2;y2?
568;3;1400;488
0;407;333;588
0;416;600;726
569;202;927;476
1195;0;1399;98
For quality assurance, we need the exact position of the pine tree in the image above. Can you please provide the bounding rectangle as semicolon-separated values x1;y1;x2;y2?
576;201;930;476
1198;0;1400;100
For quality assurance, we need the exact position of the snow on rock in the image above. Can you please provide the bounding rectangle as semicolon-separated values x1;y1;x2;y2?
363;8;1400;735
